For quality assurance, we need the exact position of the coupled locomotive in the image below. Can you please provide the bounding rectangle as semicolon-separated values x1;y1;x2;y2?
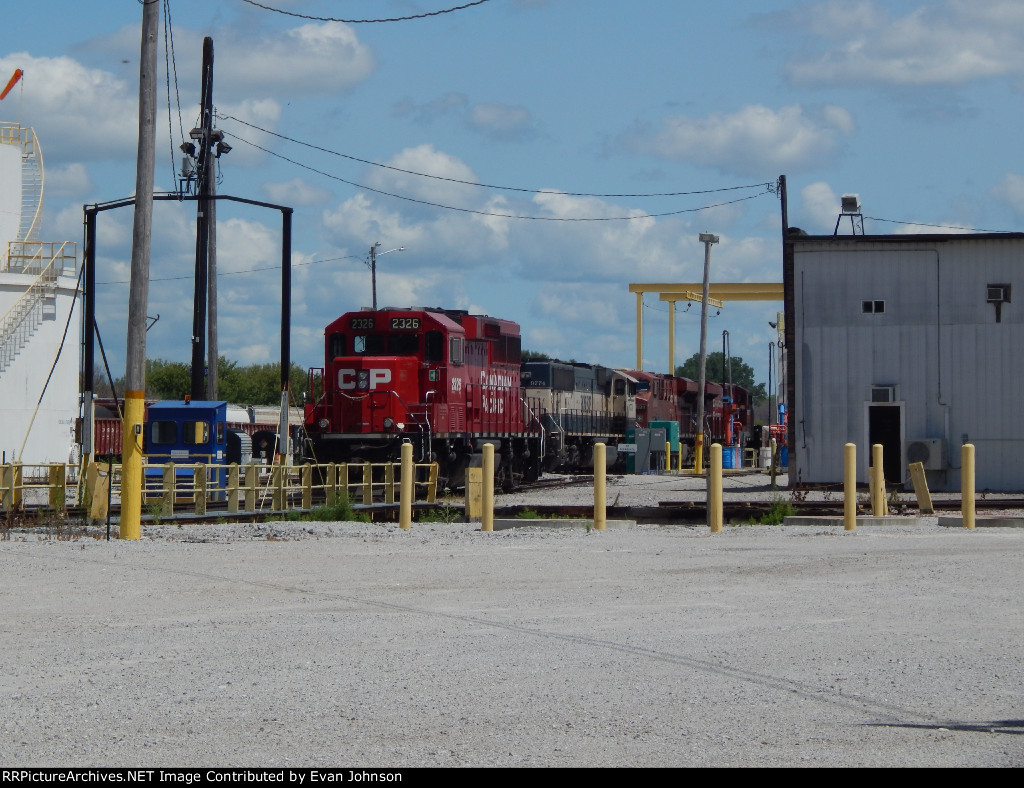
300;306;753;484
302;307;544;487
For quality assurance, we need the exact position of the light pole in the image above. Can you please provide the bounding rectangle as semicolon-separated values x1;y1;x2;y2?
694;232;719;473
368;243;405;310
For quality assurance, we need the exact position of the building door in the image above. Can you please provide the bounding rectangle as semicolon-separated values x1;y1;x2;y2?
868;405;902;484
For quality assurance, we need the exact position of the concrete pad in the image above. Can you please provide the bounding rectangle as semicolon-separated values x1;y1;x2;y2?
938;515;1024;528
491;518;636;531
783;515;933;527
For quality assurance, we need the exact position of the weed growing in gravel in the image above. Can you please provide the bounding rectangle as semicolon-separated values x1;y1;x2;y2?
738;496;796;526
304;494;368;523
418;502;461;523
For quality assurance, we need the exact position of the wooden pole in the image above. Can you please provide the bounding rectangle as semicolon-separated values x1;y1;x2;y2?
120;0;160;540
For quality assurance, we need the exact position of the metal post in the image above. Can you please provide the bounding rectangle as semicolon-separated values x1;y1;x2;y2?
279;209;293;462
400;442;413;530
871;443;885;516
694;233;719;472
844;443;856;531
482;443;494;532
709;443;723;532
594;442;606;531
962;443;975;530
370;242;378;311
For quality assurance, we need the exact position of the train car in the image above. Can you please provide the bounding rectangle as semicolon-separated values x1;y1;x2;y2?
302;307;543;488
521;360;636;471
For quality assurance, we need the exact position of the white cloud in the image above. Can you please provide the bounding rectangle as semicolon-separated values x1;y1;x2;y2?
262;177;331;206
466;103;537;140
394;93;538;141
0;53;137;163
785;0;1024;88
992;173;1024;218
799;181;841;233
621;104;855;176
215;22;374;98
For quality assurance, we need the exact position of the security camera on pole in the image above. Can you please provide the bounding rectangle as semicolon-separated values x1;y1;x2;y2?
694;232;719;474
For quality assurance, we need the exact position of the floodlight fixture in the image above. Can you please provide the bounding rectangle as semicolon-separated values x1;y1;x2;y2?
841;194;861;214
698;232;720;244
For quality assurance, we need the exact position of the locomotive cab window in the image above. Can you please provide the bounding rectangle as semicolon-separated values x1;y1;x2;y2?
353;334;385;355
424;331;444;363
328;332;346;359
388;333;419;356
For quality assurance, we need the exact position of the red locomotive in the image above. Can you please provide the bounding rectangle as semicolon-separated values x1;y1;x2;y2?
300;305;755;484
301;307;543;487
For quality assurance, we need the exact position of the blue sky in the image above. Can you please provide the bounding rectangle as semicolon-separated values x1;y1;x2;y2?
4;0;1024;393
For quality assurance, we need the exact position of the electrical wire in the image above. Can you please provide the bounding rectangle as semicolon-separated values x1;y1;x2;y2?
225;130;773;222
237;0;493;23
97;253;361;286
863;216;1017;234
162;0;186;188
219;114;772;200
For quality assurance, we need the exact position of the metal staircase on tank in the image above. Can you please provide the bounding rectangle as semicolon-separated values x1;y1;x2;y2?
0;123;62;377
0;262;57;375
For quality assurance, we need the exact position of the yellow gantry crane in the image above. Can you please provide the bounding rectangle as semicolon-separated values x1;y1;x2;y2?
628;282;784;372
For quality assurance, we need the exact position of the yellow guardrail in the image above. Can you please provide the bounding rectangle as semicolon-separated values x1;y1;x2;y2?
0;461;439;518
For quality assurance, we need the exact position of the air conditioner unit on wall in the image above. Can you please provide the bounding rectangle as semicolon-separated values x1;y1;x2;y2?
906;438;946;471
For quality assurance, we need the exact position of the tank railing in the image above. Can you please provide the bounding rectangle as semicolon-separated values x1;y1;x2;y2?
2;240;77;276
0;460;439;518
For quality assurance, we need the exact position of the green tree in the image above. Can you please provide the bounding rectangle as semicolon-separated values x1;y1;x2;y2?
145;359;191;400
676;351;767;404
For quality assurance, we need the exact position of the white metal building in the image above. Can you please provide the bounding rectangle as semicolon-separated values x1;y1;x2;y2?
0;122;81;465
787;232;1024;492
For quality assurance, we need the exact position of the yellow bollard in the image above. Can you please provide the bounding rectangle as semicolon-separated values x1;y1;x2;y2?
844;443;856;531
962;443;975;530
120;390;146;539
694;434;704;474
594;443;606;531
871;444;885;516
709;443;723;532
678;443;684;473
399;442;413;530
665;441;671;471
482;443;494;532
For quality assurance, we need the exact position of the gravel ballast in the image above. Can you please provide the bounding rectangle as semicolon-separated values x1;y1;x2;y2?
1;505;1021;768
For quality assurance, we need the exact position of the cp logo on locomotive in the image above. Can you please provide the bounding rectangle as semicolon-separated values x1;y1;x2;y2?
338;368;393;390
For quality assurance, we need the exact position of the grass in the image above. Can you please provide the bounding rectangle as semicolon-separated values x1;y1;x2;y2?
737;496;796;526
301;494;369;523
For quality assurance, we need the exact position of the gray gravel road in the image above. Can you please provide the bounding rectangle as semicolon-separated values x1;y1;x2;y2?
1;516;1021;768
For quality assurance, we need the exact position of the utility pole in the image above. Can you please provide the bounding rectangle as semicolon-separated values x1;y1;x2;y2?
121;0;160;540
190;37;214;400
207;167;218;399
370;242;379;311
694;232;719;475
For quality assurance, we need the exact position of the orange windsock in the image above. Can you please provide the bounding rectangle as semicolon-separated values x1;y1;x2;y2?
0;69;23;101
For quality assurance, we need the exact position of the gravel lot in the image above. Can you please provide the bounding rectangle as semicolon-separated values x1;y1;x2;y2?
1;473;1022;768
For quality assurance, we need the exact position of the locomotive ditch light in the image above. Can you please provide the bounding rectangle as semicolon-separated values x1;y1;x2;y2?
318;418;329;430
383;417;395;430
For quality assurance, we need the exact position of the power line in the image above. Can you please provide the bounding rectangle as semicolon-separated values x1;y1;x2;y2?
98;253;360;286
864;216;1017;234
219;114;771;200
237;0;493;23
225;130;773;222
